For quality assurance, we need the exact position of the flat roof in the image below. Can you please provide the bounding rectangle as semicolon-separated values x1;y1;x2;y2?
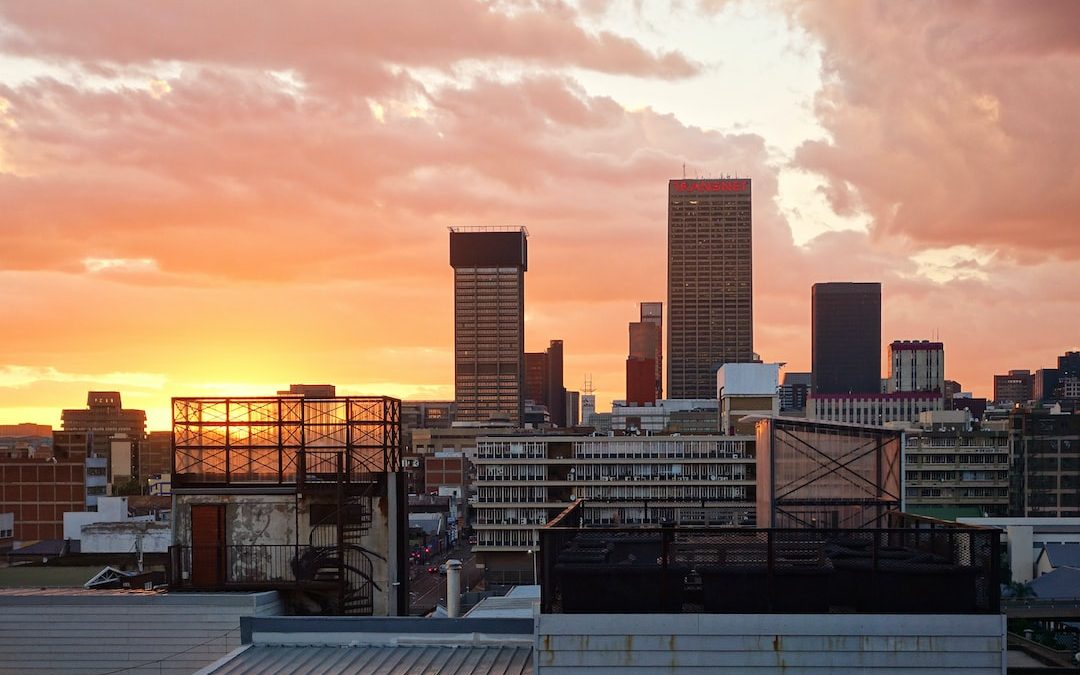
200;644;532;675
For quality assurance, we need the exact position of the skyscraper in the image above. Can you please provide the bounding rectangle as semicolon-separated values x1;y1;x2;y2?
524;339;567;427
449;227;528;425
628;302;663;402
667;179;753;399
811;282;881;394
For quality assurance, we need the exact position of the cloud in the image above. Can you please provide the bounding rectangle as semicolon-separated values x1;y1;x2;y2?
0;0;1076;428
787;0;1080;259
0;365;167;390
0;1;697;81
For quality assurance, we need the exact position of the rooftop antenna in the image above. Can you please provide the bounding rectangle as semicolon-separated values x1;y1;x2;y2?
682;163;686;179
584;375;595;396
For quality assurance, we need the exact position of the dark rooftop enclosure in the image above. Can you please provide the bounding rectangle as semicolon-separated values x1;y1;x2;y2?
539;501;1000;615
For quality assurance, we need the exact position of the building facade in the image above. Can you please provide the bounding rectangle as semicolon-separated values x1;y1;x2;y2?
449;227;528;425
808;392;944;425
170;395;408;616
779;372;811;413
629;302;663;403
811;282;881;395
667;179;753;399
888;340;945;393
0;430;93;540
524;340;567;427
471;434;755;582
904;428;1009;517
61;391;147;479
994;369;1033;404
1009;410;1080;517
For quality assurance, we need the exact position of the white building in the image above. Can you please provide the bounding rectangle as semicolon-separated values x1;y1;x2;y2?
887;340;945;394
717;363;780;435
471;433;755;582
808;392;944;425
610;399;718;434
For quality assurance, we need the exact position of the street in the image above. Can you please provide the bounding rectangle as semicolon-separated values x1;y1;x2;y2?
407;544;482;615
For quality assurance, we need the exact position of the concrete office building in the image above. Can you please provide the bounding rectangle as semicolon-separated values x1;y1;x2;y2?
610;398;719;435
811;283;881;395
472;433;755;583
887;340;945;394
61;391;147;478
1009;409;1080;517
994;369;1033;404
449;227;528;425
667;179;753;399
903;416;1009;518
808;391;944;425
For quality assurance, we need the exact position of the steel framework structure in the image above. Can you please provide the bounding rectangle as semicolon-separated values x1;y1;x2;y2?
757;418;902;529
172;396;401;487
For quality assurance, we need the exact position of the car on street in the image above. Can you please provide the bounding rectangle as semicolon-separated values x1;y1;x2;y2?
427;565;438;574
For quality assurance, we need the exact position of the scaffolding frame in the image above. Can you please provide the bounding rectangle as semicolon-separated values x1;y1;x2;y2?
172;396;401;487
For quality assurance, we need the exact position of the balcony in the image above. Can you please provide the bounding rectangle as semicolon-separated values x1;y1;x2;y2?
539;501;1000;615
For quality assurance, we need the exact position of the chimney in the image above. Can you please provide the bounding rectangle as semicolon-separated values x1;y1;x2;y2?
446;559;463;618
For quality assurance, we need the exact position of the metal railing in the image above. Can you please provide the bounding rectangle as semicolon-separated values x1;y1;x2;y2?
170;544;333;589
539;502;1000;615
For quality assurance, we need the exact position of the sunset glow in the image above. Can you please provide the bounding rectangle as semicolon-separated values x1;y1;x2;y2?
1;1;1078;429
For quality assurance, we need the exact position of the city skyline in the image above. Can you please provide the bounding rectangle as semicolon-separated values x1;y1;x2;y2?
2;2;1080;428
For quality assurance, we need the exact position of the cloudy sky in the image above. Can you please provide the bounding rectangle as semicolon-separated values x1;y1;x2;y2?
1;0;1077;429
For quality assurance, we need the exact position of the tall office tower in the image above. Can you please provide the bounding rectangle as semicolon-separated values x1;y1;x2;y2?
449;227;528;425
639;302;663;399
524;352;549;407
811;283;882;394
628;302;663;403
547;340;566;427
667;179;753;398
523;340;567;426
887;340;945;393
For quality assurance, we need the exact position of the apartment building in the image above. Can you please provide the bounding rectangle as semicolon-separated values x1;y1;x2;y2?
904;429;1010;517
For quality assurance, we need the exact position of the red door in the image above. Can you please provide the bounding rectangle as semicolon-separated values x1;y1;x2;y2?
190;505;225;587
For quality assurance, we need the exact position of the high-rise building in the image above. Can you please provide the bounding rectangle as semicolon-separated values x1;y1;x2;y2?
523;340;567;427
993;369;1033;404
887;340;945;394
667;179;753;399
811;282;881;395
639;302;664;399
628;302;663;405
565;391;581;427
449;227;528;425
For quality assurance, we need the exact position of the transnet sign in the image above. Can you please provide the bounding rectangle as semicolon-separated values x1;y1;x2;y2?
671;179;749;193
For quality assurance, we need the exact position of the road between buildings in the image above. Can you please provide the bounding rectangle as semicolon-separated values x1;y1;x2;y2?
407;545;482;615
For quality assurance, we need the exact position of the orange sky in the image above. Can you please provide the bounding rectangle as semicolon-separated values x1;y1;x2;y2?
1;1;1078;431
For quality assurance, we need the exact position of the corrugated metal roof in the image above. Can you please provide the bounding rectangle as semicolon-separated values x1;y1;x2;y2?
207;644;533;675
